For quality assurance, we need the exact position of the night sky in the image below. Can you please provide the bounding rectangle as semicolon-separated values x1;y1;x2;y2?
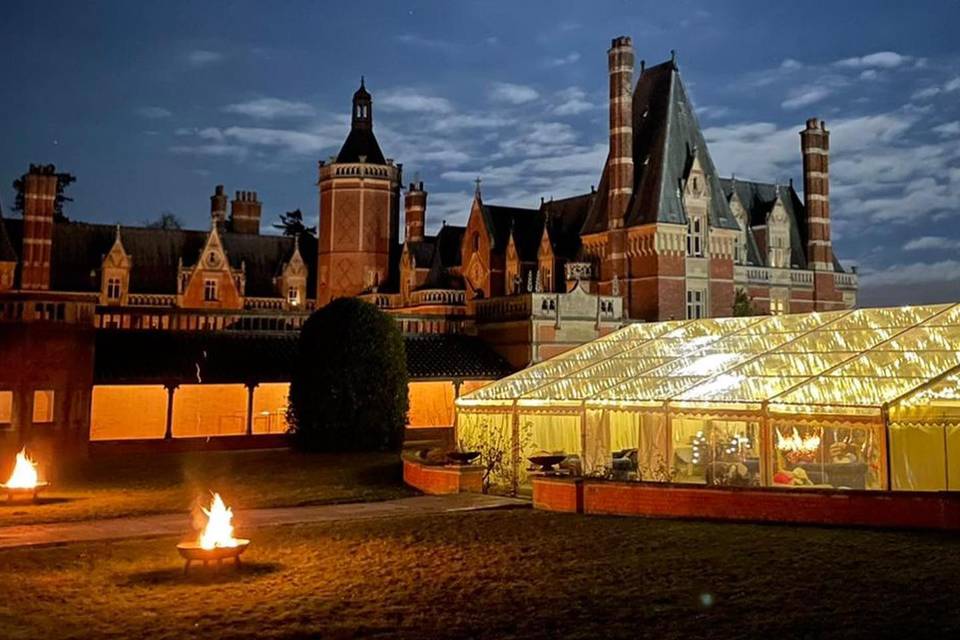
2;0;958;307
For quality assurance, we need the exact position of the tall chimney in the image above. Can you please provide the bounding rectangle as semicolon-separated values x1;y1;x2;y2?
20;166;58;290
229;190;262;235
404;181;426;242
210;185;228;226
607;36;634;230
800;118;832;271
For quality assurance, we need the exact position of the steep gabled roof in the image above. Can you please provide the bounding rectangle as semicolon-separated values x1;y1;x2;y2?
720;178;808;270
582;59;740;234
480;203;541;253
509;212;545;262
0;219;316;296
420;224;466;290
541;192;594;260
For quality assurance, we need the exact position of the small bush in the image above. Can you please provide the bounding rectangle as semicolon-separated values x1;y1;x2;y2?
287;298;408;452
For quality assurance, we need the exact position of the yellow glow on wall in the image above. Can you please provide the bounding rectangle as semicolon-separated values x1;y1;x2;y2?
407;381;456;428
90;385;167;440
173;384;247;438
252;383;290;434
0;391;12;424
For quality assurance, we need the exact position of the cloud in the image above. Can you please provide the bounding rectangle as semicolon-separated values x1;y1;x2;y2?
490;82;539;104
186;50;224;67
378;88;453;114
552;87;595;116
394;33;452;49
933;121;960;138
136;106;172;119
430;113;511;132
781;86;832;109
696;105;731;120
547;52;581;67
170;121;346;161
222;98;315;119
834;51;913;69
780;58;803;70
912;77;960;100
903;236;960;251
859;69;879;81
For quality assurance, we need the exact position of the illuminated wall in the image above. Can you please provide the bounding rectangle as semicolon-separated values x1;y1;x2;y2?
90;385;168;440
172;384;247;438
252;383;290;434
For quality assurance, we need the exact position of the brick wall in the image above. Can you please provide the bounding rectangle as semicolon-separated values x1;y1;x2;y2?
532;477;960;531
532;476;583;513
403;458;483;495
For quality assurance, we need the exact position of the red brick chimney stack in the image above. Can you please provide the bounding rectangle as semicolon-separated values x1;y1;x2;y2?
607;36;634;230
229;190;262;235
210;184;228;226
20;167;58;290
405;181;426;242
801;118;832;271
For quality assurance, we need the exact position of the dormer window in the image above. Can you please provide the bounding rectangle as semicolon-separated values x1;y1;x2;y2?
288;286;300;306
204;279;218;302
106;277;121;301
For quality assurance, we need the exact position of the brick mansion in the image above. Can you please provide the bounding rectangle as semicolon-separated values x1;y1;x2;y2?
0;35;858;449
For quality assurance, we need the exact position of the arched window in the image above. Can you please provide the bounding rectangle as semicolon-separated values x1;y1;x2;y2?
472;232;480;252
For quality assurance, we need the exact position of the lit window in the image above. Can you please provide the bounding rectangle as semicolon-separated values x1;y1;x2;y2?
32;390;54;423
0;390;12;424
204;279;218;302
771;296;788;316
106;277;121;300
686;288;706;319
288;287;300;306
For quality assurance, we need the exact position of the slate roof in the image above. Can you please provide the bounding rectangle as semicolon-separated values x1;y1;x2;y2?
93;330;513;384
541;192;594;260
335;128;387;165
0;218;316;296
421;225;466;289
480;203;541;253
720;178;807;270
583;59;741;234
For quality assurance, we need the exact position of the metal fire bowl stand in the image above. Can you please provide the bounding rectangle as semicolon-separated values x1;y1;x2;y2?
176;540;251;574
2;482;49;502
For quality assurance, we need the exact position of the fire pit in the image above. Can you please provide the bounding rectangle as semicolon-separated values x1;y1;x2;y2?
2;448;48;502
528;454;568;473
179;493;250;574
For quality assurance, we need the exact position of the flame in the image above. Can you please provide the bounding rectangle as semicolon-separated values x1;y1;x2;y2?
4;448;39;489
199;493;240;550
776;427;821;454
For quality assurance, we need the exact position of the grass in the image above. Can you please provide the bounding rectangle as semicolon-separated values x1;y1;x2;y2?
0;449;411;527
0;509;957;639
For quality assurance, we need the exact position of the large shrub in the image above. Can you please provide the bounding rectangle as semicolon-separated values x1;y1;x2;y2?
287;298;408;451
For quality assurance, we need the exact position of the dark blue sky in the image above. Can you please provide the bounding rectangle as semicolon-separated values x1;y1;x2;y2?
2;0;959;306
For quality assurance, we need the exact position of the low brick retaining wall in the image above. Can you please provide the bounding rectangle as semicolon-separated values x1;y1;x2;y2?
531;476;583;513
532;477;960;531
403;458;483;495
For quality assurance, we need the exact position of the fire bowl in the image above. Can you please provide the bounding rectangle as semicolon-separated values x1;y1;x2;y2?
527;454;567;473
2;482;49;502
176;540;250;574
446;451;480;465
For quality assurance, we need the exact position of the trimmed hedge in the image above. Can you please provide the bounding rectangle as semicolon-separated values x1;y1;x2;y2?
287;298;408;451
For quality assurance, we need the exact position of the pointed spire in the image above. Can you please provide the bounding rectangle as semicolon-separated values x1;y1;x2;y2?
360;75;365;90
474;176;482;198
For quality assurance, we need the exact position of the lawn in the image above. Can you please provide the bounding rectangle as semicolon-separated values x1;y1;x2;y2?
0;449;411;527
0;509;956;639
